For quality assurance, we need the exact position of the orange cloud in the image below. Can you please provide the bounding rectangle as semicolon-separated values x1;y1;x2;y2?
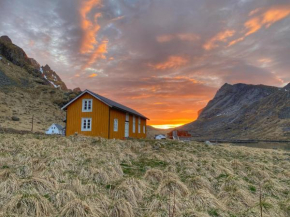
82;39;108;70
157;33;199;43
88;73;98;77
150;56;188;70
229;5;290;46
245;17;262;36
228;37;245;46
203;30;235;50
259;58;272;63
156;35;173;43
262;6;290;28
171;76;200;84
79;0;102;54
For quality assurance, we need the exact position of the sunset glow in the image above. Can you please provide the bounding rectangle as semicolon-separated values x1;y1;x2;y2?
2;0;290;128
150;124;185;130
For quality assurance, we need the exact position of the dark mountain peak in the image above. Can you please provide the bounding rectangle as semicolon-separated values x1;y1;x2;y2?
0;35;12;44
198;83;278;120
42;64;51;70
219;83;232;90
284;83;290;90
29;58;40;69
0;35;31;67
221;83;232;87
182;82;290;140
40;64;68;91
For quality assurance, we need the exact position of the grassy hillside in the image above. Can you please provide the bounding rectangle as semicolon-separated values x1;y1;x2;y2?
0;57;67;132
0;134;289;216
0;36;79;133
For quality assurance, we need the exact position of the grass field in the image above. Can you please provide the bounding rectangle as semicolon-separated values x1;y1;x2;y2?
0;134;289;216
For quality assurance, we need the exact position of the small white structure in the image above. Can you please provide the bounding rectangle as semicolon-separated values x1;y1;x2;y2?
155;134;166;140
46;124;64;135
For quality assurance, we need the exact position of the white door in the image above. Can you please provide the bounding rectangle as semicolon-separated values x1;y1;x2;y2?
125;122;129;137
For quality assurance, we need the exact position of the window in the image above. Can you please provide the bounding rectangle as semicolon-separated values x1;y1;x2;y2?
81;118;92;131
126;113;129;122
82;99;92;112
132;116;136;133
143;125;146;134
114;119;118;132
138;117;141;133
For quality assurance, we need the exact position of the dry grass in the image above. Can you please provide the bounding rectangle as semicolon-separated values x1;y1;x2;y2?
0;133;289;216
0;57;67;133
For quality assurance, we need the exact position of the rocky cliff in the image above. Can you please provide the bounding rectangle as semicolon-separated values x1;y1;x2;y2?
181;83;290;140
40;64;68;90
0;36;79;132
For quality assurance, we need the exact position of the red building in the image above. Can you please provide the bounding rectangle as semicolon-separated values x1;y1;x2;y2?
167;130;191;140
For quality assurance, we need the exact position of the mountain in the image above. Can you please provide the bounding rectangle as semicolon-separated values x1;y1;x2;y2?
0;35;79;132
181;83;290;140
40;64;68;90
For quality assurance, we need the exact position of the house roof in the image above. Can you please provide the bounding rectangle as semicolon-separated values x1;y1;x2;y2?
61;89;149;119
54;124;64;130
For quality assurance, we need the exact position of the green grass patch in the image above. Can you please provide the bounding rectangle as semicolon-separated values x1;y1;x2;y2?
208;208;219;216
248;185;256;193
121;158;168;177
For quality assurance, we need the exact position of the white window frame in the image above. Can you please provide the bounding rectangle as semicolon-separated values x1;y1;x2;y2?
132;116;136;133
81;118;92;131
143;125;146;134
82;99;93;112
138;117;141;133
114;119;118;132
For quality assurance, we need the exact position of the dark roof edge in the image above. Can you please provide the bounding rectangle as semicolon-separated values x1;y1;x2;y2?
61;89;149;119
61;90;112;110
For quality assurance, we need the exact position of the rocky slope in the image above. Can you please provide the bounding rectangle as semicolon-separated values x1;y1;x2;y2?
40;64;68;90
0;35;79;132
181;83;290;140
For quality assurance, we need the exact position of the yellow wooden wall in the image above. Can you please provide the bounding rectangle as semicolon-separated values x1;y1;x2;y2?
109;109;147;139
65;92;147;139
66;93;110;138
109;109;126;139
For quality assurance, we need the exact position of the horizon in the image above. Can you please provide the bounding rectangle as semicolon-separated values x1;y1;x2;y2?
1;0;290;129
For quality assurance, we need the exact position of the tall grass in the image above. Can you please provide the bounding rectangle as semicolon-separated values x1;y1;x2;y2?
0;134;289;216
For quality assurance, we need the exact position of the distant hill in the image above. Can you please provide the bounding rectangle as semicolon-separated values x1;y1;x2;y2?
0;35;80;132
146;126;172;139
181;83;290;140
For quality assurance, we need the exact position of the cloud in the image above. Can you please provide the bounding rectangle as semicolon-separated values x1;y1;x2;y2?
203;30;235;50
79;0;102;54
149;56;188;70
157;33;200;43
229;4;290;46
1;0;290;126
81;39;108;70
88;73;98;77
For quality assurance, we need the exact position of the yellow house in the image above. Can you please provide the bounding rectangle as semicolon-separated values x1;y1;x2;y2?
61;90;148;139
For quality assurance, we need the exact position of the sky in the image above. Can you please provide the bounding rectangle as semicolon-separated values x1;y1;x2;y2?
0;0;290;129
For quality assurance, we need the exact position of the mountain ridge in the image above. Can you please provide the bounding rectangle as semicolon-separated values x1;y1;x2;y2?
0;35;71;91
0;35;80;132
181;82;290;140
